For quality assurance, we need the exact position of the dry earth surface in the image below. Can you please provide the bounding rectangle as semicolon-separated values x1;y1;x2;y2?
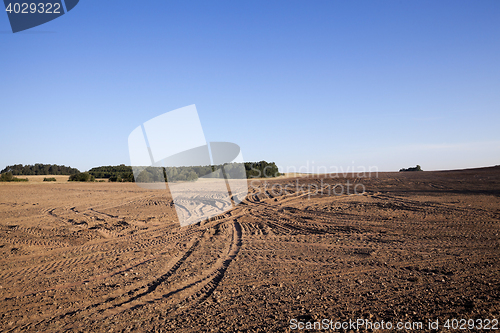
1;167;499;332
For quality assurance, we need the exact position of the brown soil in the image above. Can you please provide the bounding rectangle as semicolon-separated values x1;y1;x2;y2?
1;167;499;332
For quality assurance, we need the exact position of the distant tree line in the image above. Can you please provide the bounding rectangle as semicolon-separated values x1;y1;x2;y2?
399;165;423;172
87;161;282;183
88;164;133;179
244;161;281;178
88;165;134;182
1;164;80;175
0;162;282;183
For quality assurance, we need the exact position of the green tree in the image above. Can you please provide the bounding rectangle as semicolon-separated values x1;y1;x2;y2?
400;165;423;172
69;172;95;182
136;170;153;183
186;171;198;181
0;172;14;182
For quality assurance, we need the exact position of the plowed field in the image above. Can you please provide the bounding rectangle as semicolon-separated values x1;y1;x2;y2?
1;167;499;332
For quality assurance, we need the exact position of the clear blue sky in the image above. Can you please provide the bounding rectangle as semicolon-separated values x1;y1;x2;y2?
1;0;499;172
